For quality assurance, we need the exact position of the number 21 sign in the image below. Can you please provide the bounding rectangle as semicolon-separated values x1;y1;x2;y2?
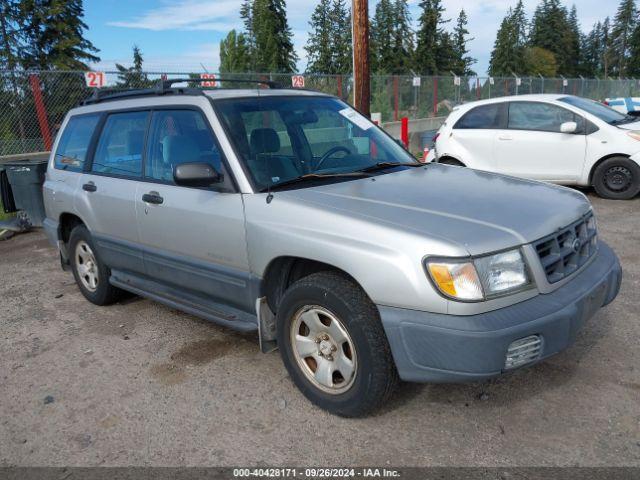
84;71;105;88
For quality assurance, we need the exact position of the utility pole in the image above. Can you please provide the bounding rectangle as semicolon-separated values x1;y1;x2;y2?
351;0;370;117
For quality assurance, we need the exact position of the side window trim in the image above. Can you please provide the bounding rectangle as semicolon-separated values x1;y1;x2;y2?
143;106;235;192
84;112;107;172
86;109;151;179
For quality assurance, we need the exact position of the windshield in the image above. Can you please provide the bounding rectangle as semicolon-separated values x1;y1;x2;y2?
559;96;627;124
214;96;417;190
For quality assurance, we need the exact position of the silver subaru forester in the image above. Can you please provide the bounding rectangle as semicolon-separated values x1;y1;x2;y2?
42;81;622;417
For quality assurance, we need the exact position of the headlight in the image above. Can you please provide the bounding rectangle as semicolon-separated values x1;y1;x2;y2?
426;248;530;301
626;131;640;141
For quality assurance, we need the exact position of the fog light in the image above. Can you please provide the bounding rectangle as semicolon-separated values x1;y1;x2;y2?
505;335;542;369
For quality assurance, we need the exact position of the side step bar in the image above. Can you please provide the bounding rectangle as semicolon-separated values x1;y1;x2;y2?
110;270;258;333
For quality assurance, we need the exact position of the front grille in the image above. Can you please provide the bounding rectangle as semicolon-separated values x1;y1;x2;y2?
505;335;542;369
533;212;597;283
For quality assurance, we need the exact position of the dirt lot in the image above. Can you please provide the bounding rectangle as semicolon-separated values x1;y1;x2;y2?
1;192;639;467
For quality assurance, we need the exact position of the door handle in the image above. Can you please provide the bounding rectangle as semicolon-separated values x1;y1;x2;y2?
142;191;163;205
82;182;97;192
497;134;513;141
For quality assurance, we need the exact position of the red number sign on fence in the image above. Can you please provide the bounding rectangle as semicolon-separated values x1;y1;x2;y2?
291;75;305;88
84;71;105;88
200;73;218;87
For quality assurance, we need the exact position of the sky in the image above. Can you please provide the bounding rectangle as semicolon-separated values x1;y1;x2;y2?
85;0;620;76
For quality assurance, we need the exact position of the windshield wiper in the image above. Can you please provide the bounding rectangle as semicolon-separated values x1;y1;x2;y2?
610;115;638;125
260;172;372;192
358;161;424;173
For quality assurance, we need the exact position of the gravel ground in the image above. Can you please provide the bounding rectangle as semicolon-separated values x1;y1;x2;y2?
1;191;639;467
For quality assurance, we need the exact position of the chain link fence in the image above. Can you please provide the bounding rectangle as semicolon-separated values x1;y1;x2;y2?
2;69;640;156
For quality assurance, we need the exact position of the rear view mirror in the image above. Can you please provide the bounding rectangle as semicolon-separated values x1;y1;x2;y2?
174;162;222;187
560;121;577;134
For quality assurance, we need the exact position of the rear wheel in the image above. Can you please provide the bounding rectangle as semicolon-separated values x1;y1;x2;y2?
276;271;398;417
69;225;123;305
593;157;640;200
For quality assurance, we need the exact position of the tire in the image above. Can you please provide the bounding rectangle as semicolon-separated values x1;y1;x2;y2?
69;225;123;305
592;157;640;200
276;271;398;417
438;157;464;167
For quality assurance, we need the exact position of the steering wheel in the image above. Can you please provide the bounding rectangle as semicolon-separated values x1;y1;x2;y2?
315;146;352;171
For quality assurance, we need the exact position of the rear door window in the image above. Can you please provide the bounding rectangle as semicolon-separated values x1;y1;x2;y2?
145;109;224;183
92;111;149;177
454;104;506;129
54;113;101;171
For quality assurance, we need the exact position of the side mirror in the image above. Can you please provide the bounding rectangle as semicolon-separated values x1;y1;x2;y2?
174;162;222;187
560;121;577;134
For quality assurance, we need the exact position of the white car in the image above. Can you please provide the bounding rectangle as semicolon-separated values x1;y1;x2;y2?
430;94;640;199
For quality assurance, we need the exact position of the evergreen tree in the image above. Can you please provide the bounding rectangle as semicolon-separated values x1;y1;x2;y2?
451;9;475;75
609;0;637;76
370;0;396;73
115;46;150;88
602;17;612;76
389;0;414;74
0;0;21;70
415;0;448;75
488;1;528;76
249;0;297;72
330;0;351;73
581;22;604;76
219;30;252;73
530;0;574;75
567;5;582;76
305;0;334;73
305;0;351;73
627;21;640;76
18;0;99;70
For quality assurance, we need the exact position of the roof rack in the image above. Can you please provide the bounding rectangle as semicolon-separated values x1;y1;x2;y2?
157;77;281;93
81;77;282;105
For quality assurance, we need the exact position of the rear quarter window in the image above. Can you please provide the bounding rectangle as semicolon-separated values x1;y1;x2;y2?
454;104;506;129
54;113;101;171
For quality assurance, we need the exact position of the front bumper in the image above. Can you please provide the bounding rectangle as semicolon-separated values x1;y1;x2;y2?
379;241;622;383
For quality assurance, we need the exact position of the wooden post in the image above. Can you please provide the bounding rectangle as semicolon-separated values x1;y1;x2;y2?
352;0;370;117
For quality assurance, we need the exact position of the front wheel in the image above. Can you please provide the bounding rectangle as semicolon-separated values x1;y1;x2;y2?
592;157;640;200
276;271;398;417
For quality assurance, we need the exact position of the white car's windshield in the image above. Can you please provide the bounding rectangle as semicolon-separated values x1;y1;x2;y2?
559;96;629;125
214;96;417;191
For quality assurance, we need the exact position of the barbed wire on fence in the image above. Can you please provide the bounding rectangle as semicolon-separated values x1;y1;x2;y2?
1;69;639;156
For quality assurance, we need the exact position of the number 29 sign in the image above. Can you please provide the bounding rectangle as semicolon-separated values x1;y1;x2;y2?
84;71;105;88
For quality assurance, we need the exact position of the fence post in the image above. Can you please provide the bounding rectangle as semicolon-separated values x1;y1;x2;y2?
28;73;52;151
337;75;343;99
401;117;409;148
476;77;480;100
393;76;399;121
432;78;438;116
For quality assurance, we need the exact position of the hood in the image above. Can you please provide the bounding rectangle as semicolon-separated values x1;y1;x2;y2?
282;164;591;256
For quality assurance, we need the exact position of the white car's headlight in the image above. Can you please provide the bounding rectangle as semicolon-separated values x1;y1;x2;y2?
426;248;531;301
